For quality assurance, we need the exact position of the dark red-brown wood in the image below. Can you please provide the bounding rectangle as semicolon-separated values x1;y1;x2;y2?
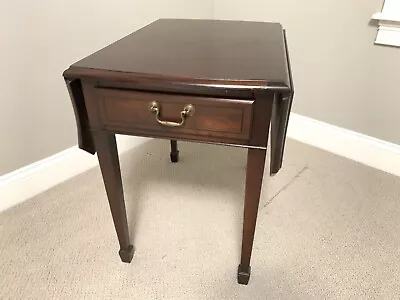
270;30;294;175
96;88;253;142
238;148;268;284
92;131;134;262
170;140;179;163
65;19;291;92
65;79;95;154
63;19;294;285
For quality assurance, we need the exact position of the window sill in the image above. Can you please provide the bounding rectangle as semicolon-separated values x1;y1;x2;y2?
372;12;400;24
374;26;400;47
372;12;400;47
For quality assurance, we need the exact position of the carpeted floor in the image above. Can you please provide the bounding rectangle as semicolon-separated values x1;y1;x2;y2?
1;138;400;299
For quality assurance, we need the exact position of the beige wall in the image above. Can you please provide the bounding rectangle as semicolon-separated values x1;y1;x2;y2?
214;0;400;145
2;0;399;175
0;0;213;175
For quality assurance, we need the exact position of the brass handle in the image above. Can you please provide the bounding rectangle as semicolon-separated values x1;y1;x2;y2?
148;101;195;127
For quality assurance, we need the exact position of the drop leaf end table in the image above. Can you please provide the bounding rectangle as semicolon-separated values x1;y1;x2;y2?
63;19;294;285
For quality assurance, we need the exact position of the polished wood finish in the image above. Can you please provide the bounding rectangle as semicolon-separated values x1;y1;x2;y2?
92;131;134;262
238;148;267;284
96;88;253;142
66;19;290;91
170;140;179;163
270;30;294;175
65;79;95;154
63;19;294;285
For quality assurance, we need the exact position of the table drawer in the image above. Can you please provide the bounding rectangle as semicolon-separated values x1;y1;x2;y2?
97;88;254;140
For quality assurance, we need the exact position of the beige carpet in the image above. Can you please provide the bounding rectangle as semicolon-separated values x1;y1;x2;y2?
1;138;400;299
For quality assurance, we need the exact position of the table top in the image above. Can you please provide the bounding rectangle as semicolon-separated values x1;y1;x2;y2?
65;19;291;92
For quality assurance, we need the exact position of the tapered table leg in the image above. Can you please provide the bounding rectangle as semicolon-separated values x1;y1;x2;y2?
92;131;134;263
170;140;179;163
238;148;267;284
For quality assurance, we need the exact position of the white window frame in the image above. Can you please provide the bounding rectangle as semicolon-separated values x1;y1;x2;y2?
372;0;400;47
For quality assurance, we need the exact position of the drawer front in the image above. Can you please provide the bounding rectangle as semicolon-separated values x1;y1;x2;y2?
97;88;254;141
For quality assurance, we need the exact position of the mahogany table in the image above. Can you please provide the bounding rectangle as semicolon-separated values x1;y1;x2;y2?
63;19;294;285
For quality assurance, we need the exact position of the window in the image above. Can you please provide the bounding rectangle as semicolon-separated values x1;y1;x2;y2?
372;0;400;47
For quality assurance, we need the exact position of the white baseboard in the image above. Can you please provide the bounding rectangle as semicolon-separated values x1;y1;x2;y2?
0;135;148;213
287;113;400;177
1;114;399;214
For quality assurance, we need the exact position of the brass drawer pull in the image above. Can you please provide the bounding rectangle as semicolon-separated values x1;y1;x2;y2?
148;101;195;127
